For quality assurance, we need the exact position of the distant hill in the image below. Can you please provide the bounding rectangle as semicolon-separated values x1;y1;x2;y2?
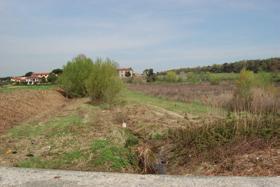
160;58;280;74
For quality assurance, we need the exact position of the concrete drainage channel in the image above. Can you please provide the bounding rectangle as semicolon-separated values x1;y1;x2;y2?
0;167;279;187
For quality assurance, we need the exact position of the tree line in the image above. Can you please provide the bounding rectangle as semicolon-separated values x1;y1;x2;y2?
159;58;280;75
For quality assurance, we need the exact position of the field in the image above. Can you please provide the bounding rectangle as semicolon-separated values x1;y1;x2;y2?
0;84;279;175
128;82;235;108
0;84;56;92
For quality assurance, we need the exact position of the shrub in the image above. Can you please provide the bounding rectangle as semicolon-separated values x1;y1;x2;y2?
47;73;58;84
186;72;199;83
169;113;279;153
131;76;146;84
208;73;221;85
229;69;279;113
143;69;156;82
271;73;280;82
59;55;93;97
230;69;255;111
178;71;187;82
166;71;178;82
86;58;124;103
255;72;272;88
186;72;210;84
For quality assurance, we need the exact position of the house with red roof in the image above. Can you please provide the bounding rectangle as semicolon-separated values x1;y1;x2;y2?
11;72;50;85
10;76;27;84
26;72;49;85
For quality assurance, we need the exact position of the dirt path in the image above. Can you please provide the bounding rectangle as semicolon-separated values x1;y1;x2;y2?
0;90;68;134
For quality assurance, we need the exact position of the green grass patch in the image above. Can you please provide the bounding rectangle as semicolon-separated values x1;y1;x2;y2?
17;150;84;169
8;115;83;138
90;139;137;170
210;73;240;81
0;85;56;93
125;131;139;147
124;89;222;115
150;131;168;140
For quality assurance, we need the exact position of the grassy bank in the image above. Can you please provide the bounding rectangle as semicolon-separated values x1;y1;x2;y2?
124;89;225;116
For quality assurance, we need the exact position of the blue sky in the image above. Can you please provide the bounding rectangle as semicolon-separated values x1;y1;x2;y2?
0;0;279;76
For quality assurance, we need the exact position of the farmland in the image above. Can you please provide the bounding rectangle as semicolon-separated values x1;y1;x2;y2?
0;82;279;176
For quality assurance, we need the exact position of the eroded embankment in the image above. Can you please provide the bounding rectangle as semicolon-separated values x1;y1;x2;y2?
0;90;67;133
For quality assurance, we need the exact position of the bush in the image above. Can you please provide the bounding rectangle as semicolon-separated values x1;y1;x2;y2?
59;55;93;97
255;72;272;88
230;69;255;111
271;73;280;82
143;69;156;82
47;73;58;84
166;71;178;82
86;58;124;103
229;69;279;113
169;113;279;156
186;72;199;83
131;76;146;84
208;73;221;85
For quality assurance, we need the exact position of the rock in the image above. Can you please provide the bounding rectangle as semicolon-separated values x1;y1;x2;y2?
122;122;127;128
26;153;34;157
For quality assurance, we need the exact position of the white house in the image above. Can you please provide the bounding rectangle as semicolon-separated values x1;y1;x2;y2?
117;68;134;78
26;72;49;85
11;72;49;85
10;76;27;84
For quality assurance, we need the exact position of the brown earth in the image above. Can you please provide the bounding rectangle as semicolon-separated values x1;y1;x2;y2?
0;90;68;134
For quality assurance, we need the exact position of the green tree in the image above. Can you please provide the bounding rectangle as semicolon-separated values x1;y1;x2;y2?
47;73;58;83
59;55;93;97
86;58;124;103
25;72;33;77
125;71;131;77
52;68;63;75
41;77;47;83
143;69;156;82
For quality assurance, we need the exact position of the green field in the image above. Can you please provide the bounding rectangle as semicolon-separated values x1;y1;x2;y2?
0;85;57;93
124;89;224;116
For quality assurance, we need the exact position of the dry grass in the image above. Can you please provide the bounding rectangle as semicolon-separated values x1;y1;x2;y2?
0;90;67;133
166;112;280;175
137;144;158;174
229;87;280;114
128;83;234;108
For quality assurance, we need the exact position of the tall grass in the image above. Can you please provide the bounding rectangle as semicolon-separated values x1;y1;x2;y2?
229;69;280;114
169;112;279;156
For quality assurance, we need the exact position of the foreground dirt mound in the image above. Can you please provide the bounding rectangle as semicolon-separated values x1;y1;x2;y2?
0;90;67;133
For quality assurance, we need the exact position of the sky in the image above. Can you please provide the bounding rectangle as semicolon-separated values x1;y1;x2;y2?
0;0;279;76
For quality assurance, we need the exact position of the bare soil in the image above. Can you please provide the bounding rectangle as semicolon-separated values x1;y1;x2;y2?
0;90;67;133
